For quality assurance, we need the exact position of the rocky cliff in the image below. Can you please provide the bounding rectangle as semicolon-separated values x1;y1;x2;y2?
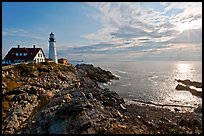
2;62;127;134
2;62;202;134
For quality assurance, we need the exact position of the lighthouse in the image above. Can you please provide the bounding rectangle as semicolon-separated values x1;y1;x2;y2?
49;32;58;63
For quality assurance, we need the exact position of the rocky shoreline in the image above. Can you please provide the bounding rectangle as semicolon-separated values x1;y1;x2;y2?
2;62;202;134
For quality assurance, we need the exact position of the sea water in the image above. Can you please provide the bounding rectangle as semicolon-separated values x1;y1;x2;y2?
71;60;202;111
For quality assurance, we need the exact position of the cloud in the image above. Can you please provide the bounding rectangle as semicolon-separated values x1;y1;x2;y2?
2;28;45;40
168;28;202;43
83;2;181;46
83;2;201;44
164;2;202;31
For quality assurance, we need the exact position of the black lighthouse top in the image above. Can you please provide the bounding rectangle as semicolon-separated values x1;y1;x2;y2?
49;32;55;42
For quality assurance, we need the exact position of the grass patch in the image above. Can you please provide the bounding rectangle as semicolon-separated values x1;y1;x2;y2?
3;77;23;92
2;99;11;120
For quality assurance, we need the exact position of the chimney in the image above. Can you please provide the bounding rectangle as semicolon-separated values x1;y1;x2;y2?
33;45;35;48
18;45;20;48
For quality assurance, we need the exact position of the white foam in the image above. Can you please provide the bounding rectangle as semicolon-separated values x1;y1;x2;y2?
116;70;127;74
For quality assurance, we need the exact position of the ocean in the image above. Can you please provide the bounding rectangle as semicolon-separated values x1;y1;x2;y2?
71;60;202;111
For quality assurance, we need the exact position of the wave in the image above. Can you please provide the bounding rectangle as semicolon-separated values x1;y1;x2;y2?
103;82;112;86
148;75;159;81
121;83;131;87
116;70;127;74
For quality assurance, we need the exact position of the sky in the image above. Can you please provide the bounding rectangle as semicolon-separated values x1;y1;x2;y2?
2;2;202;62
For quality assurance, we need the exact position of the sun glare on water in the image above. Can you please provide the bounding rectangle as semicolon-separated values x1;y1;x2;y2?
175;62;192;80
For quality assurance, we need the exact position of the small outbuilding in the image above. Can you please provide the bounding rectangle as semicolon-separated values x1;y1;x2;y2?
58;58;68;65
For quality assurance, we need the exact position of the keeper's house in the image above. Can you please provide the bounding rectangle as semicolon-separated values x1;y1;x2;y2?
2;45;46;65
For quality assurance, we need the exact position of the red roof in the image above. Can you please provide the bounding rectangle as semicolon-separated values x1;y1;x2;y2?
58;58;68;60
4;47;45;61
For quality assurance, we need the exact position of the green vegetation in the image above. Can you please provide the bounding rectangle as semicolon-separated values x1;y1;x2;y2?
2;98;11;121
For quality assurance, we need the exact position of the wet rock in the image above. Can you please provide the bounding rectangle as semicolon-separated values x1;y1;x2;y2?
194;106;202;113
175;84;188;90
189;89;202;98
55;102;84;116
175;84;202;98
176;79;202;88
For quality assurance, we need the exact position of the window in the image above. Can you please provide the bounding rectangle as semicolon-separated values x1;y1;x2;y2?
16;53;19;56
24;53;27;56
20;53;22;56
38;53;41;57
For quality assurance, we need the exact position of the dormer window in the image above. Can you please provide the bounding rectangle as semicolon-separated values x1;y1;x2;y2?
16;53;19;56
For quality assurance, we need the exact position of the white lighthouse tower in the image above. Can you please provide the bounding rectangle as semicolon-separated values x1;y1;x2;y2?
49;32;58;63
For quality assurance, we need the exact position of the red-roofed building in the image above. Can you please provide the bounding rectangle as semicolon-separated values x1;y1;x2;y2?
58;58;68;65
3;45;46;65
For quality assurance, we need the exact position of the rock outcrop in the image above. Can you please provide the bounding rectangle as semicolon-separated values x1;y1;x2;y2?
2;62;126;134
176;79;202;88
76;64;119;83
175;79;202;98
2;62;202;134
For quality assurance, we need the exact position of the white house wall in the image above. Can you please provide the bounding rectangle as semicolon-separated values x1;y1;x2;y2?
33;49;45;63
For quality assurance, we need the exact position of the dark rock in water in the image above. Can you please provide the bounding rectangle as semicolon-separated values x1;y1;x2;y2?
175;84;202;98
175;84;188;90
189;88;202;98
176;79;202;88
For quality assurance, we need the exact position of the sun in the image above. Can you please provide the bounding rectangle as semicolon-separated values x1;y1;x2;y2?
176;21;201;33
177;23;193;32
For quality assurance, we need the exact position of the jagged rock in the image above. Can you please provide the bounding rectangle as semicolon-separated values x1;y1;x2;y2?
2;62;202;134
76;64;119;83
175;84;188;90
55;102;84;116
176;79;202;88
175;84;202;98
